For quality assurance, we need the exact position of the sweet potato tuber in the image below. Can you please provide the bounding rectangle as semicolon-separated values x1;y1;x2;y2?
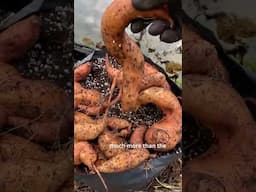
138;87;182;151
183;74;255;143
7;116;71;144
0;15;41;63
94;145;108;167
0;134;50;161
74;83;103;115
183;74;256;191
0;106;8;129
102;0;172;111
0;63;71;119
98;131;126;158
74;112;105;141
0;63;72;143
0;159;72;192
107;116;131;137
97;148;150;173
105;55;170;92
74;62;92;82
130;126;147;145
183;24;229;82
74;141;97;168
107;117;131;130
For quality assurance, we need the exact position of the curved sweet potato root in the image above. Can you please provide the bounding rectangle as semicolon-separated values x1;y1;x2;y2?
0;134;51;161
183;75;255;144
183;24;229;82
98;131;126;158
138;87;182;151
74;82;104;115
74;113;105;141
97;148;150;173
0;15;41;63
74;62;92;82
74;141;97;169
7;116;71;144
94;145;108;167
0;63;71;120
183;75;256;192
130;126;147;145
0;106;8;129
0;63;72;143
140;72;170;90
107;116;132;137
105;54;170;106
0;159;72;192
102;0;172;111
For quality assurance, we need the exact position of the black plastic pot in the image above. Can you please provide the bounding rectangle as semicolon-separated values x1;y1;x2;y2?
0;0;69;15
0;0;32;12
74;48;182;192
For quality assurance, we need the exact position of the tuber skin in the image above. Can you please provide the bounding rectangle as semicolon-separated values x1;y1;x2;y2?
181;24;256;192
183;75;255;145
74;112;105;141
105;54;170;91
183;24;229;82
94;145;108;167
74;141;97;169
0;13;73;192
107;116;132;137
74;89;103;107
74;82;104;115
130;126;147;145
138;87;182;151
0;106;8;129
0;134;50;161
107;117;131;130
97;148;150;173
0;63;71;120
98;131;127;158
183;75;256;192
102;0;172;111
0;63;72;143
0;15;41;63
0;159;72;192
74;62;92;82
7;116;71;144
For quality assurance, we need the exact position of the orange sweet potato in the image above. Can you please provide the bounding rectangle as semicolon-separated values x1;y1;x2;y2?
97;148;150;173
0;106;8;129
0;159;72;192
0;15;41;63
98;131;126;158
130;126;146;145
74;112;105;141
74;141;97;169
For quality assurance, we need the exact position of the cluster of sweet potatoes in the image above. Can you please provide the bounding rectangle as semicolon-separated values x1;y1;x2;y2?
183;23;256;191
74;0;182;174
0;16;72;143
0;16;73;192
74;96;151;173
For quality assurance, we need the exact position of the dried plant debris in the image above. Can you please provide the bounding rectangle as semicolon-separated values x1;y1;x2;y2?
165;61;182;73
